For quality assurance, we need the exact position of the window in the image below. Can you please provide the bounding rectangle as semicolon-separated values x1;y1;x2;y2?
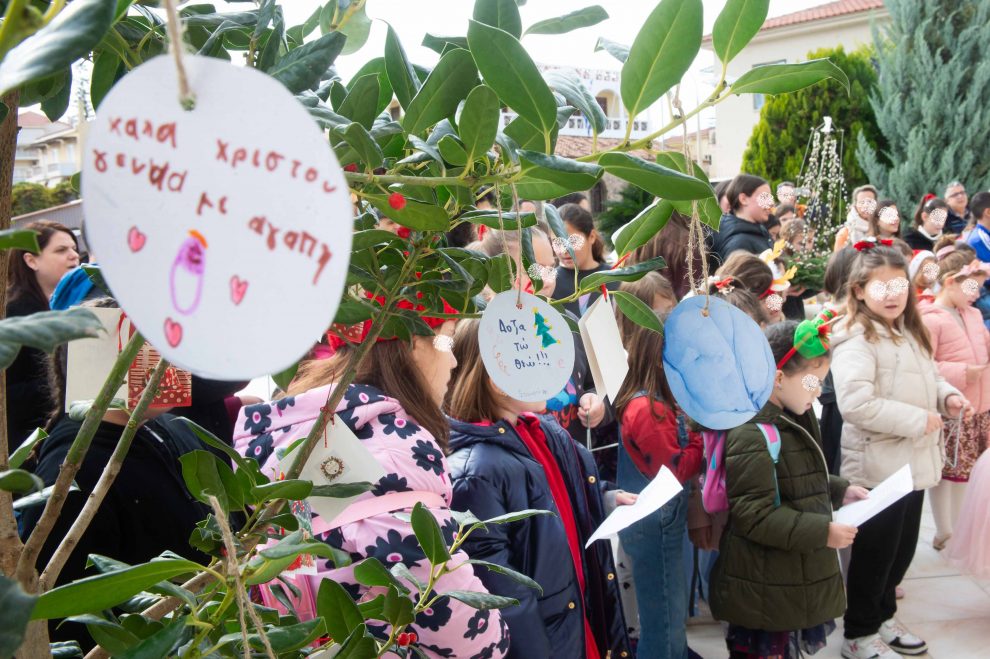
750;59;786;111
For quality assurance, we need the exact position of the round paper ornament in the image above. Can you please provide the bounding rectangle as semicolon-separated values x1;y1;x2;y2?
82;56;352;379
479;291;575;402
662;296;775;429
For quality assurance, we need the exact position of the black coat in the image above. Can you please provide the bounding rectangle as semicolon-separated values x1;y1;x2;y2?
903;229;938;252
712;213;774;263
946;209;969;235
5;295;54;445
447;415;630;659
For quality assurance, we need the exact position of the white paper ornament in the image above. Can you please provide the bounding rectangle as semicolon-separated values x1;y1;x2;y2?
478;291;575;402
82;56;353;379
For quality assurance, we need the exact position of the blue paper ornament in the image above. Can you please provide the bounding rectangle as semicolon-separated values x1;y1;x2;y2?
662;296;775;430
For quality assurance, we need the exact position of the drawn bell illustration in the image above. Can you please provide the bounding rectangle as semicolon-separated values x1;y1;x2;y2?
170;229;207;316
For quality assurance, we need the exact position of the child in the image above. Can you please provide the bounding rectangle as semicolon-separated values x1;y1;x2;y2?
830;244;970;659
710;319;868;659
904;195;949;252
908;250;938;303
446;319;631;659
615;271;676;340
920;251;990;549
614;311;703;658
551;203;616;318
711;251;783;323
944;449;990;576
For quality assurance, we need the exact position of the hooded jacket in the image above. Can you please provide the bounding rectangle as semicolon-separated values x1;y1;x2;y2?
233;384;508;659
712;213;773;263
446;415;630;659
709;403;849;632
921;302;990;413
830;318;960;490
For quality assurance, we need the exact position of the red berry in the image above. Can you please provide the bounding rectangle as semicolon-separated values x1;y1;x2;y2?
397;633;410;646
397;226;411;239
344;163;358;173
388;192;407;210
408;632;418;643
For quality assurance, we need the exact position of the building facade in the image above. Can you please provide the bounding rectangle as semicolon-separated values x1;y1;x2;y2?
14;111;87;186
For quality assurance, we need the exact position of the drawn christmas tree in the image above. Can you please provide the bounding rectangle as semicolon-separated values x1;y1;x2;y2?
533;308;558;348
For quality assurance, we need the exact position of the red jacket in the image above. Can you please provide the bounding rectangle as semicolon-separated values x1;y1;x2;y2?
620;397;703;483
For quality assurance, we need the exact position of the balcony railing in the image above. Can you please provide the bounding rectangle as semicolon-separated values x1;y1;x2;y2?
501;110;652;141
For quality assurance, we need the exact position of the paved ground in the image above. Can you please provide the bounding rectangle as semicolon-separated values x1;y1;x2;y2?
686;494;990;658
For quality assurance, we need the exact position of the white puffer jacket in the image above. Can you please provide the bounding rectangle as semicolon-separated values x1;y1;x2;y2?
831;318;959;490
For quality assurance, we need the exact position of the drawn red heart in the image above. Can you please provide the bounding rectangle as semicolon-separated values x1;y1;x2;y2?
164;317;183;348
127;226;146;252
230;275;248;305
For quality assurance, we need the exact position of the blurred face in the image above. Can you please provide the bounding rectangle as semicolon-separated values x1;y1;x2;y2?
737;183;772;223
776;184;796;205
943;276;984;309
773;358;830;415
410;320;458;406
855;189;877;220
854;265;909;324
558;222;597;270
24;230;79;296
946;184;968;214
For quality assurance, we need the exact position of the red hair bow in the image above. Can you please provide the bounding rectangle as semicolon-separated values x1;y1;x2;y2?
922;193;936;204
853;238;893;252
713;276;734;291
326;294;457;351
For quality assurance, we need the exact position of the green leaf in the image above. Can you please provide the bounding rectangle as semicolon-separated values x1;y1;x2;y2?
338;2;371;55
445;590;519;610
0;469;44;494
503;114;556;154
438;134;468;166
178;450;243;513
9;428;47;470
365;194;449;231
467;559;544;594
337;74;381;129
253;0;277;40
178;418;260;480
317;579;364;642
333;623;377;659
353;558;407;594
410;502;451;565
728;58;850;95
402;48;478;136
524;6;609;36
612;290;664;334
90;49;122;110
336;122;384;169
594;37;629;63
488;253;516;293
467;20;556;139
346;57;394;116
478;509;555;526
32;558;203;620
458;85;500;164
458;210;537;231
382;585;416;627
384;23;421;110
270;32;346;94
0;228;38;252
421;33;469;55
473;0;522;39
620;0;703;120
333;298;378;325
580;256;667;291
41;69;72;122
0;575;37;657
390;563;426;593
0;0;115;97
597;153;712;200
272;361;298;391
0;308;103;371
544;71;606;135
116;618;185;659
518;150;603;194
250;479;313;502
612;199;673;256
712;0;770;65
50;641;83;658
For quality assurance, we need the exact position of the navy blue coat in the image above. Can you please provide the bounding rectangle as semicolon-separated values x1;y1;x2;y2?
447;415;630;659
712;212;773;263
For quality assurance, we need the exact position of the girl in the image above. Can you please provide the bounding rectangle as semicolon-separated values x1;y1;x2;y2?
904;196;949;251
908;250;938;303
712;252;781;323
235;306;508;658
551;203;616;318
834;185;878;251
920;251;990;550
944;448;990;576
629;210;703;300
711;320;868;659
615;271;676;339
830;245;969;659
869;200;903;242
6;220;79;445
712;174;774;262
615;312;703;658
446;319;631;659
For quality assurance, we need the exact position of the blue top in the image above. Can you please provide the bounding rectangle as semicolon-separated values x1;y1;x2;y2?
967;224;990;263
50;267;94;310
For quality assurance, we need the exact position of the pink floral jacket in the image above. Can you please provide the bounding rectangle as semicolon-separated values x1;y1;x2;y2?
234;383;508;658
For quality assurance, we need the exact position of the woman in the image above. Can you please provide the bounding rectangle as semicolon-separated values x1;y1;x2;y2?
904;196;949;251
834;185;878;251
234;304;508;658
446;319;631;659
551;203;616;318
712;174;774;263
6;220;79;444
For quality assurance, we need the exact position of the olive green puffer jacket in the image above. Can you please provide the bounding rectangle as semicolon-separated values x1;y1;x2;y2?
710;402;849;632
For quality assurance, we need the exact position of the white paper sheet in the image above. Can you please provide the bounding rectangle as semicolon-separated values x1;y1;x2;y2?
833;464;913;527
578;295;629;404
585;466;682;547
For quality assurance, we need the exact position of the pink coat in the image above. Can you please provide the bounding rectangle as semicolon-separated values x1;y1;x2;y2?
921;303;990;413
234;383;508;658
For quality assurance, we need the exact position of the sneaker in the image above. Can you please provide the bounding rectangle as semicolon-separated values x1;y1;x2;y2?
880;618;928;655
841;635;900;659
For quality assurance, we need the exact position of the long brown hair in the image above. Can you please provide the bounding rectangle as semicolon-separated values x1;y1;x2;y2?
714;251;773;297
614;310;675;423
289;340;450;447
8;219;78;309
845;246;932;355
445;319;505;425
629;210;699;299
615;272;673;341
